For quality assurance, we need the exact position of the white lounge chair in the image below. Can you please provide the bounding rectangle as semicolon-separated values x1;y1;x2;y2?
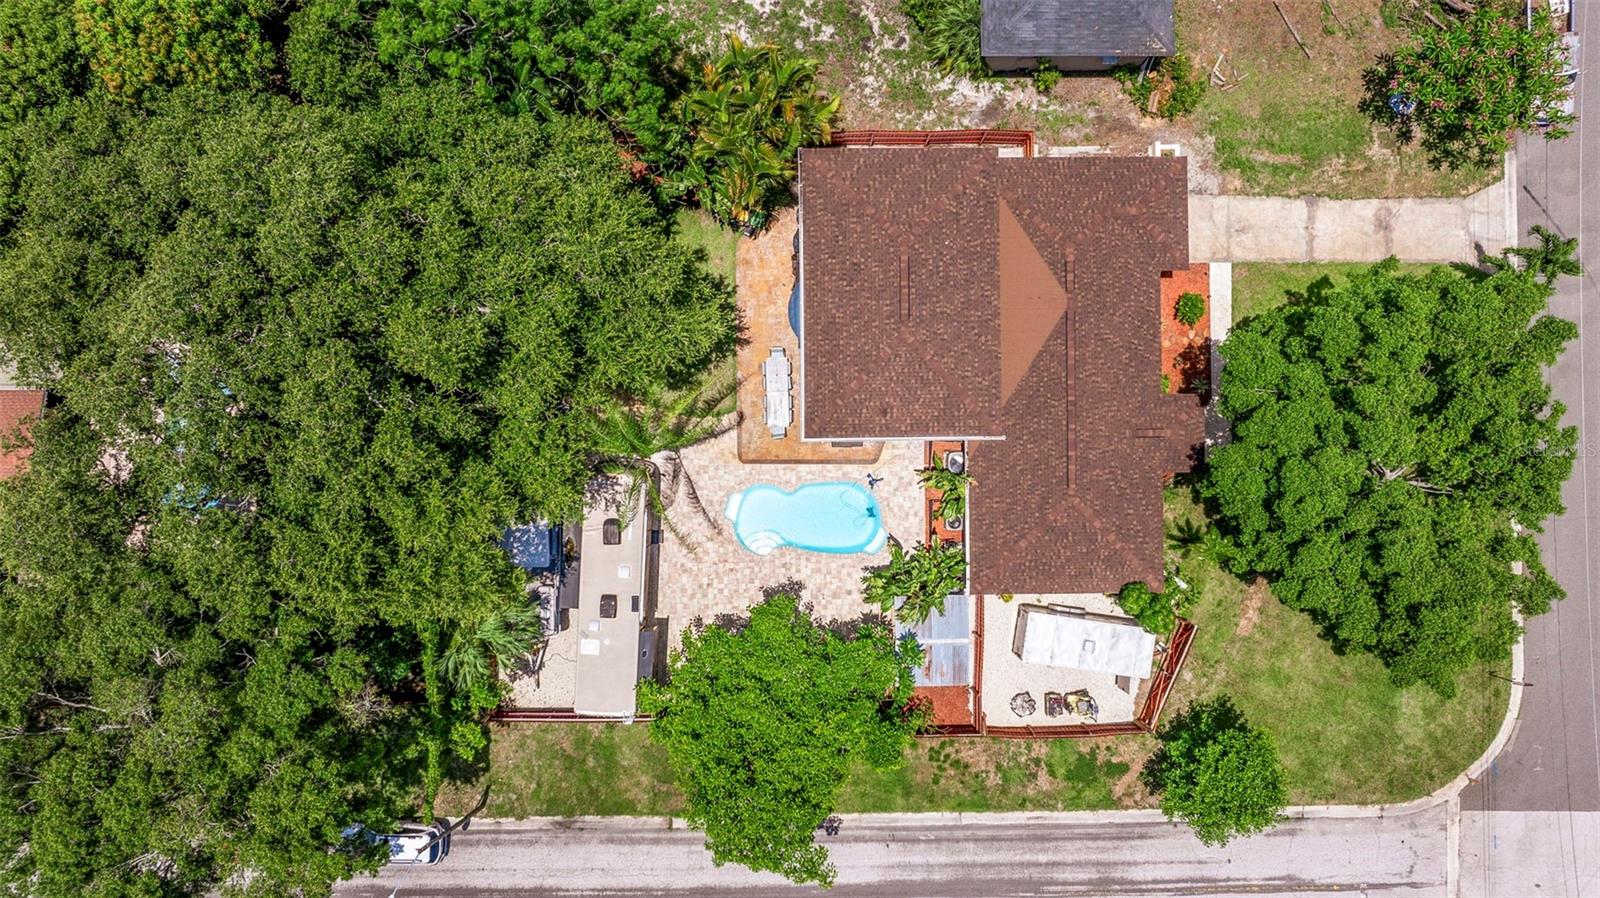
762;347;793;438
765;390;792;439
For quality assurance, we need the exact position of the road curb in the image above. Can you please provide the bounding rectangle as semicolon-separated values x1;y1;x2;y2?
460;634;1524;833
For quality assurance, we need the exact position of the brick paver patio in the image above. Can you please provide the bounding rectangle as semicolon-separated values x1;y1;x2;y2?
735;208;882;465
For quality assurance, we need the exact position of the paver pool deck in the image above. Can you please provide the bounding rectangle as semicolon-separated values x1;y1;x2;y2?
735;208;881;465
656;428;923;652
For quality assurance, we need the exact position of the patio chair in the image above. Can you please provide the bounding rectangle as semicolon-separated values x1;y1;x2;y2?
1043;691;1065;718
1009;691;1037;717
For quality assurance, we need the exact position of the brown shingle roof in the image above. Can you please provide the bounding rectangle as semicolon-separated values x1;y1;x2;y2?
798;147;1202;594
0;391;45;481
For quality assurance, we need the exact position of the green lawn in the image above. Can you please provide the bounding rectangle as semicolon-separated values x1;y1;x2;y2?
1164;488;1509;805
836;738;1136;813
437;724;681;818
1231;261;1437;324
437;724;1142;818
1180;0;1498;197
672;208;738;286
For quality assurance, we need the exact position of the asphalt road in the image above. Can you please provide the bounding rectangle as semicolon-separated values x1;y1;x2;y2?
1459;0;1600;818
1454;4;1600;894
335;811;1450;898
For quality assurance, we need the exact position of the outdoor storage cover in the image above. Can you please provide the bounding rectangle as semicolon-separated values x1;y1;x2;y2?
1018;608;1156;678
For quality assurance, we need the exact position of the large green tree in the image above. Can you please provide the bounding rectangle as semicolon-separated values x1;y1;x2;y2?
0;87;732;895
1146;697;1287;846
366;0;684;163
1365;3;1575;167
1203;253;1576;694
72;0;276;100
639;593;924;887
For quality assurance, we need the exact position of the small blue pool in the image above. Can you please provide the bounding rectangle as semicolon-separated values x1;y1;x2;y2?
724;482;887;556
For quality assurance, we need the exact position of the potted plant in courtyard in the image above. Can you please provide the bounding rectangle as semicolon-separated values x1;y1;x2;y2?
862;540;967;626
918;457;972;530
1175;291;1205;328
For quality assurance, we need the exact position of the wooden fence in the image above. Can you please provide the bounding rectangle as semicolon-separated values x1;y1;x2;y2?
977;617;1198;739
830;129;1036;157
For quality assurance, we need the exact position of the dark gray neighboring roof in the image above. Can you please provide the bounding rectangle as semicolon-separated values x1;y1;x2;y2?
980;0;1176;58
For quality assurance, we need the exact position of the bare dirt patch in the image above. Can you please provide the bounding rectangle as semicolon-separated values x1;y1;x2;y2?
1235;577;1269;636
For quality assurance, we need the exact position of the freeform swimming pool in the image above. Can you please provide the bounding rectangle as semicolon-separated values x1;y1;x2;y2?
723;482;887;556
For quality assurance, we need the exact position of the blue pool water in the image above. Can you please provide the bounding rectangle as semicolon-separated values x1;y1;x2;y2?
724;482;887;556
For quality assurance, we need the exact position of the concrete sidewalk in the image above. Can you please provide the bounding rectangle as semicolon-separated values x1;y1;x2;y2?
1190;154;1518;264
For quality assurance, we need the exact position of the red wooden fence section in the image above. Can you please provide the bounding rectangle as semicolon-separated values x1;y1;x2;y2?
830;129;1035;157
1136;618;1196;731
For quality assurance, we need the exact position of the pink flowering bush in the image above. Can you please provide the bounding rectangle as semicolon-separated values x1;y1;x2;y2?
1362;3;1574;168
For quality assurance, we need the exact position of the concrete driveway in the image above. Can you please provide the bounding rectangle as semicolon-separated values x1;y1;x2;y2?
1190;169;1516;263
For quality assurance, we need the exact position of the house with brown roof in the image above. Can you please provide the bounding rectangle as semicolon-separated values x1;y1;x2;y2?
798;146;1203;593
795;144;1204;732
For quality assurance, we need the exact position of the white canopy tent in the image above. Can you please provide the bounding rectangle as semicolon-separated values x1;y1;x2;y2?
1013;604;1156;679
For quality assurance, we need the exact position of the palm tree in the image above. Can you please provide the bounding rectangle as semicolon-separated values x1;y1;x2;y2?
1167;518;1237;569
441;604;544;694
586;377;738;549
1507;224;1583;287
677;36;840;227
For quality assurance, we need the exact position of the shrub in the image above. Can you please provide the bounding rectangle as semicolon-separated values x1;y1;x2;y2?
0;0;89;122
1160;372;1172;394
1146;697;1288;846
917;456;971;522
1175;291;1205;326
1116;582;1174;635
863;541;968;625
902;0;986;79
1032;59;1062;94
676;37;838;227
1114;54;1207;120
1115;571;1195;636
73;0;275;100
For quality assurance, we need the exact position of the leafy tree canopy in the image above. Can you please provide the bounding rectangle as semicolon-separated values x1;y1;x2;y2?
1364;3;1575;167
72;0;276;100
0;86;732;895
639;593;924;887
1146;697;1287;846
364;0;684;163
1202;252;1576;694
0;0;89;122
